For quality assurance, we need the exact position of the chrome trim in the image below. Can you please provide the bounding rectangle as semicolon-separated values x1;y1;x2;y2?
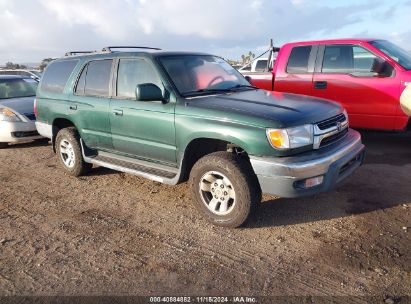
313;113;348;149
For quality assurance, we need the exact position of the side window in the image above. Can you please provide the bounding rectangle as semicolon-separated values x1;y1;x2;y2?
286;46;312;74
322;45;383;76
116;58;163;99
40;60;79;93
322;45;353;73
75;65;87;95
255;59;268;72
84;60;112;97
353;46;381;74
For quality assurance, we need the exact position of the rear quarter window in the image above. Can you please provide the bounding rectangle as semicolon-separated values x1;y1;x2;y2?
40;60;79;93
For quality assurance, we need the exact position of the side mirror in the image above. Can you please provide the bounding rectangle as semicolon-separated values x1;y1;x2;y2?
371;58;394;77
135;83;164;102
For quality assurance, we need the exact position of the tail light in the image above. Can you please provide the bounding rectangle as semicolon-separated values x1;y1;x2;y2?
34;98;38;117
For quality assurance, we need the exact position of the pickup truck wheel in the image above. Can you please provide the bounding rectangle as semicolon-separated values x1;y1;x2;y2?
190;151;261;228
56;127;92;177
0;143;8;149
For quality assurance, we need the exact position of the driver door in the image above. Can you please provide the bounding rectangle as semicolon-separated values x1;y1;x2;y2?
109;57;177;165
312;44;399;130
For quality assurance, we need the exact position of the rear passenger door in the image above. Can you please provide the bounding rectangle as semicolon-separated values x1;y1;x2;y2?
70;59;114;150
109;57;177;165
274;45;316;95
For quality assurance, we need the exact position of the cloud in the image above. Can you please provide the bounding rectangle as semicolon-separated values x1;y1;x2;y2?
39;0;137;40
0;0;409;65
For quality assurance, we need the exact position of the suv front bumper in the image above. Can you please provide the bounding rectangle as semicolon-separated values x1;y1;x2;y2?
250;129;365;198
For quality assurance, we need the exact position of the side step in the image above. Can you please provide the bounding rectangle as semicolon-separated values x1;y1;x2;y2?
81;145;181;185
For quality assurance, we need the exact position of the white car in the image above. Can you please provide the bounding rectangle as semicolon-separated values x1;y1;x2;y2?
238;57;276;73
0;69;42;81
0;75;43;148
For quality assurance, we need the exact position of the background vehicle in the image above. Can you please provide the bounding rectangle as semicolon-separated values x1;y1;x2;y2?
0;75;42;148
35;47;364;228
238;57;275;73
242;39;411;131
0;69;42;82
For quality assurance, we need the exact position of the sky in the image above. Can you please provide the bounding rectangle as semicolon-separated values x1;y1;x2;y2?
1;0;411;65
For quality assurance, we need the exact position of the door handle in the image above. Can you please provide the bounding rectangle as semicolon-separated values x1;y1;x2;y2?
112;109;123;116
69;105;77;110
314;81;328;89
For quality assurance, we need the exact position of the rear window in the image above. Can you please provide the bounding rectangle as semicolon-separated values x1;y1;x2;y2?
286;46;312;74
40;60;78;93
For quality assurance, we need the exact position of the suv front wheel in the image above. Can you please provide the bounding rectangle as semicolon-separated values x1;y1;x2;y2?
56;127;92;177
189;151;261;228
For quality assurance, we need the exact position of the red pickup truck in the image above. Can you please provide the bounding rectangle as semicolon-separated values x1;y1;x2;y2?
242;39;411;131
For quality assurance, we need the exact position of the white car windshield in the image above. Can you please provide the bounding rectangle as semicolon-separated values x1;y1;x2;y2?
159;55;253;97
0;78;38;99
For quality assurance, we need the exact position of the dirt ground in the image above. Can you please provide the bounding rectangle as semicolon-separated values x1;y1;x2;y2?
0;131;410;302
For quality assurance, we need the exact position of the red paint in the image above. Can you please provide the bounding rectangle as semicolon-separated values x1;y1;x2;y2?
243;39;411;131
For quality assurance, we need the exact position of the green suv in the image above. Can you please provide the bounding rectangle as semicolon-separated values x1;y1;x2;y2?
35;46;365;228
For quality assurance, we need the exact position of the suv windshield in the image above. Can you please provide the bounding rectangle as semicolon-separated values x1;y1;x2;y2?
370;40;411;70
158;55;253;97
0;78;38;99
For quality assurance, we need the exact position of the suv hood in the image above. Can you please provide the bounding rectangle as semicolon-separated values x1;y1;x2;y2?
0;96;35;115
184;90;343;128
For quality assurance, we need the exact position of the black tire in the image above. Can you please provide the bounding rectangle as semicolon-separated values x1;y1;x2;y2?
189;151;262;228
55;127;92;177
0;142;8;149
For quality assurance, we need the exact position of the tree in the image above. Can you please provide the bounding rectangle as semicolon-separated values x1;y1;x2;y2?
5;62;27;69
240;51;256;65
39;58;54;71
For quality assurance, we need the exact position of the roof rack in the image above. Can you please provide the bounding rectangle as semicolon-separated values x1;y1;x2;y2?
101;46;162;52
65;51;96;57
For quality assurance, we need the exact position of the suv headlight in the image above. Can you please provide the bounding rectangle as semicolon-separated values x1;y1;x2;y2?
0;108;21;122
266;124;313;150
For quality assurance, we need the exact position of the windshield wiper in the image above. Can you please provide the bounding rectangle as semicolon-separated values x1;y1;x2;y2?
182;88;233;97
183;84;259;97
228;84;259;91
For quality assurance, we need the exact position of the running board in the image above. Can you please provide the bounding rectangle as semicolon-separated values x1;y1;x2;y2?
80;141;181;185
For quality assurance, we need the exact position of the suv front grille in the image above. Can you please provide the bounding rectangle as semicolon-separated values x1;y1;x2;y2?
313;112;349;149
316;113;346;130
319;127;348;148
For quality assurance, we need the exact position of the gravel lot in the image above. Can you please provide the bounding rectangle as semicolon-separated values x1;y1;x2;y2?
0;131;410;301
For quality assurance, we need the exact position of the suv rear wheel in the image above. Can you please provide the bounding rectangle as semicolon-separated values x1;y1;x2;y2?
189;151;261;228
56;127;92;177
